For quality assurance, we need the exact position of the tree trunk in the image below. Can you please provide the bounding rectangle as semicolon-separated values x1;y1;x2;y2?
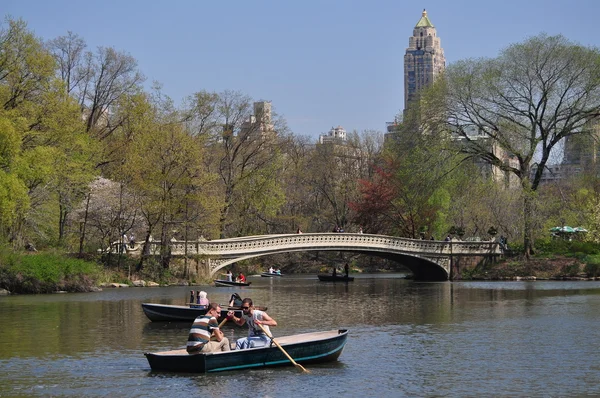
136;231;152;272
78;193;91;256
522;189;535;264
58;201;67;244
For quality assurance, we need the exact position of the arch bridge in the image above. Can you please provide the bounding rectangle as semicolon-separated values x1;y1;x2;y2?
139;233;501;281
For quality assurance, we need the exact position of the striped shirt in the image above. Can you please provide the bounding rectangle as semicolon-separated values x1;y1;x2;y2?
186;315;218;353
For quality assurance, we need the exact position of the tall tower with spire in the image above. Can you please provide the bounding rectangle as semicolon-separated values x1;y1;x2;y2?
403;9;446;112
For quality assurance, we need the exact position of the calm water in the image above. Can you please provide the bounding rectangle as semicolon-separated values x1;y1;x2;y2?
1;274;600;397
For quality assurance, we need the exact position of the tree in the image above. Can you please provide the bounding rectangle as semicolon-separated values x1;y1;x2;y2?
0;18;56;111
184;90;286;237
0;18;96;249
350;160;399;234
119;91;218;269
77;46;144;140
439;34;600;256
276;133;314;232
46;31;88;97
305;130;381;233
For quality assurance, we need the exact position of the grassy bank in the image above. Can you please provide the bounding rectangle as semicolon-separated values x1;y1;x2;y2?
469;239;600;280
0;249;215;294
0;249;104;294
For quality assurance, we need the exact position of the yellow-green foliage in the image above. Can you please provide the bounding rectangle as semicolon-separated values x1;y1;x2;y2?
0;249;101;293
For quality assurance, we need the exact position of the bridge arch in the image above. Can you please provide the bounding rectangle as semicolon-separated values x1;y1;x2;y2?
207;249;449;281
153;233;501;281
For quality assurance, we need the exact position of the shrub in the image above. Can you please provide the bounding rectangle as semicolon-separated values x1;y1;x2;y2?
562;263;581;277
140;258;172;285
584;263;600;277
535;239;600;256
0;250;101;293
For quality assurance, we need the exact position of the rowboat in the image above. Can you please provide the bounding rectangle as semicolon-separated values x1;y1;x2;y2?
145;329;348;373
214;279;251;287
141;302;267;322
261;271;283;277
317;274;355;282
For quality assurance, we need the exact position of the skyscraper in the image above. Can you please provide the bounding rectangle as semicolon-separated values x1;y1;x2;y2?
403;9;445;112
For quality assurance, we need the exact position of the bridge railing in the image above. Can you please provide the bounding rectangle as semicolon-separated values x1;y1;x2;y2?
123;233;501;257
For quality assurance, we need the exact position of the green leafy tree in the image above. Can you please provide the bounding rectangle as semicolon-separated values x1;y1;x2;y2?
184;90;286;237
0;18;96;249
118;92;218;269
437;34;600;256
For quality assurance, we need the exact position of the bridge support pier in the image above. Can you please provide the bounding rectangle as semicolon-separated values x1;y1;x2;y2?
450;255;500;280
195;258;211;280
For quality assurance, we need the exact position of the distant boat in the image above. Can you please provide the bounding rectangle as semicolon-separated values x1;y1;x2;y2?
145;329;348;373
214;279;251;287
261;271;283;277
141;302;267;322
317;274;354;282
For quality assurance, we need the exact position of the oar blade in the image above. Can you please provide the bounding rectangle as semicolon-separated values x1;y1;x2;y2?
294;362;310;373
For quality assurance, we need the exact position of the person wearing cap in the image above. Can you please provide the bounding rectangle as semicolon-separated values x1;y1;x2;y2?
227;298;277;349
186;303;230;354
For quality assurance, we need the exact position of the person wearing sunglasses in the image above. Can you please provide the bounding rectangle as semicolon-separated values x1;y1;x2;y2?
186;303;230;354
227;298;277;349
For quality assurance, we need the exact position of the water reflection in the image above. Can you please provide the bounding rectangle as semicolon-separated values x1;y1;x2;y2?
1;275;600;396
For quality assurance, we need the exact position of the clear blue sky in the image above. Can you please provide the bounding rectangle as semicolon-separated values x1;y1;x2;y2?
4;0;600;139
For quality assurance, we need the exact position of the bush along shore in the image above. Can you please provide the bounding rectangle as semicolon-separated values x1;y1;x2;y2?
2;239;600;294
0;250;216;295
467;255;600;281
467;240;600;281
0;251;103;294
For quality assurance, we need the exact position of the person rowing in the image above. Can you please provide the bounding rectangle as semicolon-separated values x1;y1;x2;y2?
227;298;277;349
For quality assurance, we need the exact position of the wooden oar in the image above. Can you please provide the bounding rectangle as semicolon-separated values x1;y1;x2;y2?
257;324;309;373
218;318;228;328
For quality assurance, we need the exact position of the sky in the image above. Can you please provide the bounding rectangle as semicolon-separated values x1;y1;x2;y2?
4;0;600;139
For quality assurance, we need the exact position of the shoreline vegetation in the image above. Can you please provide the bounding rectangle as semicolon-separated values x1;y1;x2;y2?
2;239;600;295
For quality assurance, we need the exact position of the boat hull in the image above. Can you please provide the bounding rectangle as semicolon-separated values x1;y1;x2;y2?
260;272;283;277
141;303;266;322
145;329;348;373
317;274;355;282
214;279;251;287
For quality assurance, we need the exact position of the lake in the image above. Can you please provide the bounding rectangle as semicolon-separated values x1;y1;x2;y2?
1;273;600;397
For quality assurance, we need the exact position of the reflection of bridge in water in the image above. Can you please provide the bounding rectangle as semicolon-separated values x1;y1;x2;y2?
123;233;502;280
121;233;502;281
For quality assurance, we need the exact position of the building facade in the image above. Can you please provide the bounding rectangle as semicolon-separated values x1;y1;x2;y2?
319;125;347;145
240;101;275;139
536;119;600;185
403;9;446;112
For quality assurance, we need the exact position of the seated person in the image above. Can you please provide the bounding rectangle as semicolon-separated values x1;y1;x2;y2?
196;291;209;306
186;303;230;354
228;298;277;349
229;293;243;307
236;273;246;283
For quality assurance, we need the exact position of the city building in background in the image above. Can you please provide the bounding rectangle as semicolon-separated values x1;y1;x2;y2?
536;118;600;184
240;101;275;139
319;125;347;145
403;9;446;113
386;9;446;136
